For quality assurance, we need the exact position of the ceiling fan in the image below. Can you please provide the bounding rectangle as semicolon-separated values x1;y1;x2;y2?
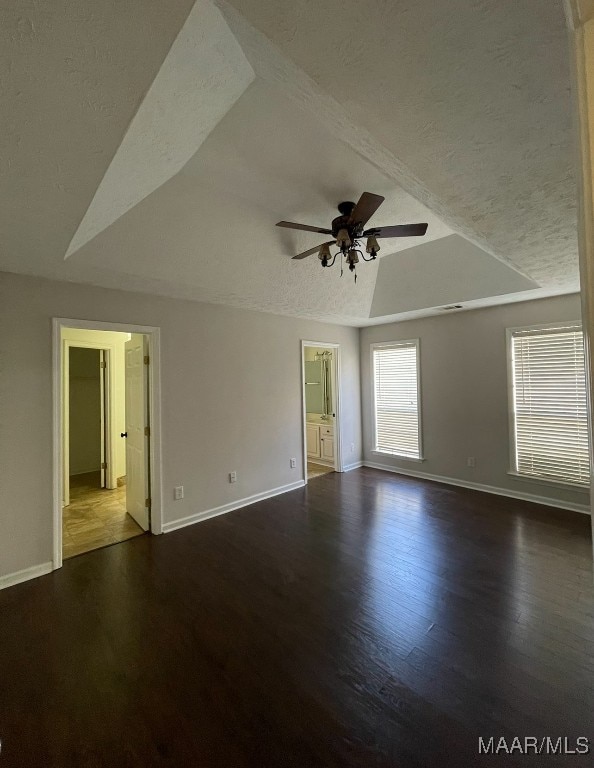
277;192;428;281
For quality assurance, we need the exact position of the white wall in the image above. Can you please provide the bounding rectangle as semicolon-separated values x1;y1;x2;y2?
360;293;590;510
0;272;361;579
62;327;128;479
69;347;101;475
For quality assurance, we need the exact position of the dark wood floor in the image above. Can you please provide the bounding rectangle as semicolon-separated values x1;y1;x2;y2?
1;468;593;767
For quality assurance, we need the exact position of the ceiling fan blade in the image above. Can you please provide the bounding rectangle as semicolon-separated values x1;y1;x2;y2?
277;221;333;235
364;223;428;238
348;192;385;228
292;241;335;260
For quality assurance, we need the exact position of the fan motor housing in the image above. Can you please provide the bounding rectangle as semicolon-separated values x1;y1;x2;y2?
331;214;350;237
332;201;365;237
333;202;357;237
337;201;355;216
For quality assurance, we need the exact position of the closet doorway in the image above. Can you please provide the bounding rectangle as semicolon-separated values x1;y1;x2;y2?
53;319;163;568
62;330;150;558
301;341;342;482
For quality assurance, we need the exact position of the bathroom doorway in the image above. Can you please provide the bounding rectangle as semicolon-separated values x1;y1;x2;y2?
301;341;341;482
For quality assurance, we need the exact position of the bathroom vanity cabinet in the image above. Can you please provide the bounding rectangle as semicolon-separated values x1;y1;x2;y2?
306;424;320;458
306;423;334;463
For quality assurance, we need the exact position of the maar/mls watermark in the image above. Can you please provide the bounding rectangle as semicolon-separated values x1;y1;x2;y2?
479;736;590;756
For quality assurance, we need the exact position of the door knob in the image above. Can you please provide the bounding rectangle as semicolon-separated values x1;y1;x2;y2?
121;432;128;438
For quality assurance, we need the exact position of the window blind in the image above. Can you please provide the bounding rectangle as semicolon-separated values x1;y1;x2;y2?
510;325;590;487
373;342;421;459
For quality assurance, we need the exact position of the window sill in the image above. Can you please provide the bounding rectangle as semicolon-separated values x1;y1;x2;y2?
507;470;589;493
372;451;425;463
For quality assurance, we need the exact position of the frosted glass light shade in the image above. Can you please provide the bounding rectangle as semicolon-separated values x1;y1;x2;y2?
318;243;332;260
366;236;380;254
336;228;351;248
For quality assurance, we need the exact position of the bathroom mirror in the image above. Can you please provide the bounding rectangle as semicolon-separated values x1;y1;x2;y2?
304;354;332;416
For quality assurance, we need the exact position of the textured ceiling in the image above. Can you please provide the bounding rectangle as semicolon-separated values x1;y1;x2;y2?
0;0;196;268
0;0;579;325
370;235;538;318
65;0;255;257
219;0;578;290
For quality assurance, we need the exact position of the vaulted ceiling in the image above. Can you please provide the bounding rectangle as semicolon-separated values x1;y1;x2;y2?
1;0;577;325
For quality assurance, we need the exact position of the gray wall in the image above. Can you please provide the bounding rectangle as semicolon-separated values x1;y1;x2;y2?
0;272;361;578
360;294;590;509
69;347;101;476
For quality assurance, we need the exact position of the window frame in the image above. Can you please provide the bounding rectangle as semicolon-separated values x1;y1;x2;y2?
506;320;589;490
370;339;424;462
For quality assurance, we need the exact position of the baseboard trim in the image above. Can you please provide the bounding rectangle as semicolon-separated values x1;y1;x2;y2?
162;480;306;534
343;461;363;472
363;461;591;515
0;562;54;591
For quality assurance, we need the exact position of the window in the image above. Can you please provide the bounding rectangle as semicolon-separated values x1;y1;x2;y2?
509;324;589;487
372;340;422;459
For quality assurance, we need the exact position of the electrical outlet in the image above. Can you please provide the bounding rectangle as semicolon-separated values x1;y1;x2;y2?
290;458;297;468
351;443;355;453
229;471;237;483
467;457;476;468
174;486;184;500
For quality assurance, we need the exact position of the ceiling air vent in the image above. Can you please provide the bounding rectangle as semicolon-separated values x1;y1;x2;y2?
440;304;463;311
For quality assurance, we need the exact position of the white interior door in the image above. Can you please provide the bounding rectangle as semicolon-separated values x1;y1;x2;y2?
63;343;70;507
330;354;338;470
125;335;149;531
99;350;106;489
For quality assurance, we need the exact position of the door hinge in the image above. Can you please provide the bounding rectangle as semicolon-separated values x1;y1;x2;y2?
101;462;107;469
144;426;150;437
100;361;106;369
144;355;150;365
145;497;151;510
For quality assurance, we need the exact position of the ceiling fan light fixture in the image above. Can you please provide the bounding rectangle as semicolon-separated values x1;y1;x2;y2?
318;243;332;267
366;236;380;256
280;192;428;281
318;243;332;260
347;248;359;266
336;228;351;249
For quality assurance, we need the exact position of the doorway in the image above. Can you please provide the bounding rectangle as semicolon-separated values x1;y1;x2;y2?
301;341;342;482
53;320;162;568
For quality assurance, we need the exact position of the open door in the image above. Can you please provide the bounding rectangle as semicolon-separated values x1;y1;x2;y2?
99;350;107;489
125;334;150;531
